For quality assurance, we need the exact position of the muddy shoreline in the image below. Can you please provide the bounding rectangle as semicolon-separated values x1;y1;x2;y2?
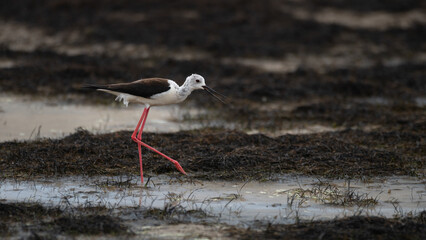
230;213;426;240
1;201;425;239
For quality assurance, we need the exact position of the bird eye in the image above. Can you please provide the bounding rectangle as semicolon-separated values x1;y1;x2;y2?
196;79;200;83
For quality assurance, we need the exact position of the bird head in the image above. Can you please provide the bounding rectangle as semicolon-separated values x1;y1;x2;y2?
185;74;206;90
185;73;227;104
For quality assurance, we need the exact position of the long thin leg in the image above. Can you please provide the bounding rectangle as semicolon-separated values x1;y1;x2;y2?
132;108;148;140
136;107;150;183
132;108;148;183
137;107;150;140
131;108;187;180
133;139;187;175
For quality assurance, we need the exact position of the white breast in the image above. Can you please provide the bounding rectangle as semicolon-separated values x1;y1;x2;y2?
149;80;186;105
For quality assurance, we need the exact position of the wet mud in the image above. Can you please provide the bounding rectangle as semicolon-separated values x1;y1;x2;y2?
1;201;425;239
0;202;128;238
229;213;426;240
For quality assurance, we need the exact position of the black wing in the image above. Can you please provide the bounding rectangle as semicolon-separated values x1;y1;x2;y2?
83;78;171;99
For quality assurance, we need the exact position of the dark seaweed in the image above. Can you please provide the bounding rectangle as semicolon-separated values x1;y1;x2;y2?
1;128;423;179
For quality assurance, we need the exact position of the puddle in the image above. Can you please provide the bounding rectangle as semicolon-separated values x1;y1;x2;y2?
221;52;426;74
416;97;426;107
0;95;205;142
252;125;344;136
0;175;424;225
0;95;346;142
0;21;210;60
281;5;426;30
2;94;424;142
355;97;392;106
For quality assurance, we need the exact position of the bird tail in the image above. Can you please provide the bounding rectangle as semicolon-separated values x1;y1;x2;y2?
81;84;108;90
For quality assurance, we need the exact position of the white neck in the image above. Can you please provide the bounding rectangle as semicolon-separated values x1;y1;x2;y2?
177;79;193;98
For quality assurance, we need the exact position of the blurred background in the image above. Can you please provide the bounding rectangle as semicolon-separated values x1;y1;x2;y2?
0;0;425;139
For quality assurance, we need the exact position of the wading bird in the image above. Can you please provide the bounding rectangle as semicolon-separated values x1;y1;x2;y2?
84;74;226;183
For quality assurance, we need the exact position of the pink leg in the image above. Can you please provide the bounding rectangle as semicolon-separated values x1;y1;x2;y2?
136;107;150;183
133;139;187;175
132;108;148;184
131;107;187;184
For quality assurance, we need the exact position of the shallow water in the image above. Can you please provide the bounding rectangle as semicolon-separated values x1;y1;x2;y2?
0;95;347;142
0;95;203;142
1;175;424;225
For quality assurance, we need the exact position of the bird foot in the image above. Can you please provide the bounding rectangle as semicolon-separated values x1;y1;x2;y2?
172;161;187;175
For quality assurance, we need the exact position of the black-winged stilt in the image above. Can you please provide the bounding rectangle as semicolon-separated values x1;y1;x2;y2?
84;74;226;183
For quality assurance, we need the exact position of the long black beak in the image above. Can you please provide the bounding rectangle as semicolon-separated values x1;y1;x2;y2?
202;85;227;104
